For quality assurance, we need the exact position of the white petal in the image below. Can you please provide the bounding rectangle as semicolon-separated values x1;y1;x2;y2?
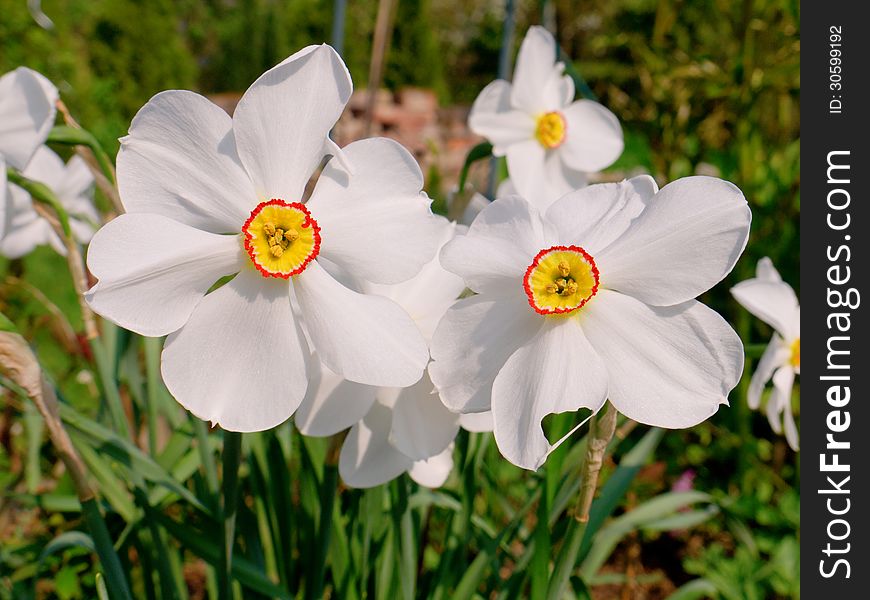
117;90;254;233
21;146;65;190
756;256;782;282
294;357;377;437
162;269;309;431
506;141;587;211
307;137;443;284
409;444;454;488
339;400;413;488
559;100;624;172
0;156;7;238
460;193;490;226
496;178;518;198
545;176;656;254
233;45;352;201
294;261;428;387
581;290;743;428
0;68;58;169
541;65;575;110
731;278;799;340
0;217;50;258
440;195;556;297
429;293;542;413
390;371;459;461
57;155;95;203
780;373;799;452
511;27;561;114
748;334;789;410
597;176;751;306
491;318;608;470
85;214;244;337
769;366;796;445
366;220;466;341
458;411;494;433
70;217;96;245
468;80;534;155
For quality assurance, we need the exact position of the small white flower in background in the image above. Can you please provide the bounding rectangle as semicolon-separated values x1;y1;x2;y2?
430;175;751;470
85;45;444;432
731;257;800;450
468;27;623;211
296;220;493;488
0;67;59;238
1;146;98;258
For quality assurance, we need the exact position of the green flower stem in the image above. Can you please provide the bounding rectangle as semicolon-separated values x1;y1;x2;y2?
547;402;618;600
194;419;220;495
47;123;121;211
143;336;163;455
574;402;618;523
219;430;243;600
309;433;342;600
6;168;71;237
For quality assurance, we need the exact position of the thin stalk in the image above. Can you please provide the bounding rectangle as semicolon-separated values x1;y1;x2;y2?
487;0;517;197
143;336;162;455
219;430;243;600
363;0;395;136
309;434;342;600
574;402;617;523
547;402;618;600
49;106;122;213
194;419;219;495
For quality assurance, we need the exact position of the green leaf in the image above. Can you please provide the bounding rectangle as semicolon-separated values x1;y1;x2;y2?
0;311;17;332
579;492;716;579
457;142;493;192
59;403;210;515
152;509;291;599
38;531;96;565
666;578;719;600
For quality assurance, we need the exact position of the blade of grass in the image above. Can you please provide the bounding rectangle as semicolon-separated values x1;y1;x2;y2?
395;478;417;600
219;430;243;600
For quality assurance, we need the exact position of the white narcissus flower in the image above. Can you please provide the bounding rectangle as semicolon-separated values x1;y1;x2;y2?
296;220;493;488
0;67;59;237
731;257;800;450
430;175;750;470
85;45;444;432
468;27;623;211
1;146;98;259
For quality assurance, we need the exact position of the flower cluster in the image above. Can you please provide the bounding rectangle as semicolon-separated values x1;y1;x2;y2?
0;67;98;256
4;27;797;490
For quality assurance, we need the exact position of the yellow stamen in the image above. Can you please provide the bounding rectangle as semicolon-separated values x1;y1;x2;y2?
243;200;321;279
524;245;599;315
790;338;800;368
535;111;567;149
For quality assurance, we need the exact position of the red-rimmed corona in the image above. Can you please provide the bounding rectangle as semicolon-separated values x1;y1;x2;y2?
243;199;321;279
523;245;599;315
